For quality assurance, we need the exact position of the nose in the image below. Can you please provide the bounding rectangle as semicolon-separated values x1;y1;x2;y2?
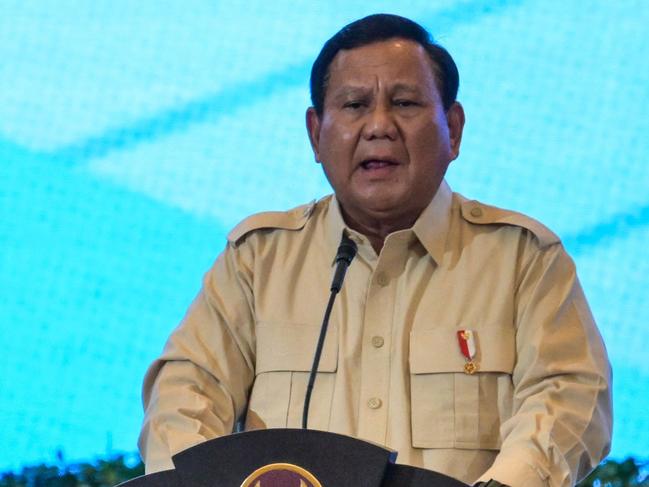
361;104;398;141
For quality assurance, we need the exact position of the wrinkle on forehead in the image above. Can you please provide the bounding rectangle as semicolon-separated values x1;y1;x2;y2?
331;39;429;71
324;39;439;102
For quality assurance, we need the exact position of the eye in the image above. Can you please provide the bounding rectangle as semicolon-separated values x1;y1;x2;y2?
343;100;365;110
394;99;418;108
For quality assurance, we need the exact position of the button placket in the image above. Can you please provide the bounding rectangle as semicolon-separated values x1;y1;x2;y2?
357;235;410;445
358;263;394;444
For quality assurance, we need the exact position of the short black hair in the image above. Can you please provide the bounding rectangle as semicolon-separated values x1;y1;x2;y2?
310;13;459;116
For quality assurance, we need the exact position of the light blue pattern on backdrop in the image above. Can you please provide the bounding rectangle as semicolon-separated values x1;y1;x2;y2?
1;0;648;471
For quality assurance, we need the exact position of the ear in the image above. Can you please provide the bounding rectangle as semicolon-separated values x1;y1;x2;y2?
446;102;465;161
306;107;322;163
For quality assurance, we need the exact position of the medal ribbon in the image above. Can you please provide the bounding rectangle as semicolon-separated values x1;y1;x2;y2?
457;330;476;360
457;329;478;374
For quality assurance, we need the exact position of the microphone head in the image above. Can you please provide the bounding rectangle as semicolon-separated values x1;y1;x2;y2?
336;234;358;264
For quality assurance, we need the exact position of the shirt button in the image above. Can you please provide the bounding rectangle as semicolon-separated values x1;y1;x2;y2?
470;207;483;218
376;272;389;287
367;397;383;409
371;336;385;348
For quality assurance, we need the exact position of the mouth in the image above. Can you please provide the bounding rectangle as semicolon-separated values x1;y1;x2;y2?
359;158;400;170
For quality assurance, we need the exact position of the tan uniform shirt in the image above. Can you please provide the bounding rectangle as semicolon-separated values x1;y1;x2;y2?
139;181;612;486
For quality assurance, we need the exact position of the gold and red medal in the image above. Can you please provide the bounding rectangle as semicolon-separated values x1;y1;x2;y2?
457;330;478;374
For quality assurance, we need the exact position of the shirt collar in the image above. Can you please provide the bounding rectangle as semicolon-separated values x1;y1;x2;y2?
412;179;453;265
323;195;355;265
323;179;453;265
323;196;381;265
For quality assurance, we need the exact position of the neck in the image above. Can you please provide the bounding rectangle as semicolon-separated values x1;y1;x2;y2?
339;206;421;254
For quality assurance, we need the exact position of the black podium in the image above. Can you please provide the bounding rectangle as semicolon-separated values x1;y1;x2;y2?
119;429;467;486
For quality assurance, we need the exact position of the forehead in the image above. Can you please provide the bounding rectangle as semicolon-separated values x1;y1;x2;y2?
326;38;438;93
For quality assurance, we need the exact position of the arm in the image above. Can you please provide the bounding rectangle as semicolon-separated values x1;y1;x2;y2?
138;243;256;473
477;241;612;487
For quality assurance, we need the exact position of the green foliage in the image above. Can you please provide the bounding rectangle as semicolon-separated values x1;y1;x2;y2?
0;455;144;487
0;455;645;486
577;458;648;487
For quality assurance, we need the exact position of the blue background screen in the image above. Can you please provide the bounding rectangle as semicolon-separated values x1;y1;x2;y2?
1;0;648;470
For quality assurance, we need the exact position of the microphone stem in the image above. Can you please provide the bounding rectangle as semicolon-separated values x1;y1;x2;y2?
302;288;338;429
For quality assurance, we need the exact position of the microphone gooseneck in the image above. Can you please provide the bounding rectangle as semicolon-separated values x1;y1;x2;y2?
330;235;357;293
302;234;358;429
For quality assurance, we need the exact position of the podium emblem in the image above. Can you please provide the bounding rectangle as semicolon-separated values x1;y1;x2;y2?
240;462;322;487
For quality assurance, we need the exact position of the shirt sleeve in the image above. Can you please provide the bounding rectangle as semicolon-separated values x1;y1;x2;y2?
476;238;612;487
138;242;256;473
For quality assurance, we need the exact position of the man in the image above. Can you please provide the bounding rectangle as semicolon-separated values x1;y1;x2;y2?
139;14;612;487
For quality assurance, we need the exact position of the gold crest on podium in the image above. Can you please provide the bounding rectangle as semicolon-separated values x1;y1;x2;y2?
240;462;322;487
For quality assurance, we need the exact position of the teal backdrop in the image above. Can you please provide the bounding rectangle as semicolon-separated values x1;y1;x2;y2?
1;0;648;471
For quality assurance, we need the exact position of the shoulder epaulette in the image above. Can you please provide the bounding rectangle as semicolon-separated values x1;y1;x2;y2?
227;200;317;245
459;198;560;248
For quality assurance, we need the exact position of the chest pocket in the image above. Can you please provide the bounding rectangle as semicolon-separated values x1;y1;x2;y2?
409;326;515;450
247;322;338;431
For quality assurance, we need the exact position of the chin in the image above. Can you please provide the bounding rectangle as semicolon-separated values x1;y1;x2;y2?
362;199;409;217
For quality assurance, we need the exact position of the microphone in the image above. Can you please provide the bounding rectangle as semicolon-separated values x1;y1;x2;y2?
330;234;358;293
302;234;358;429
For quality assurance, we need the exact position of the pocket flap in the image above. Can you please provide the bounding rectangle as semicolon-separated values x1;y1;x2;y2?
409;326;515;374
256;322;338;373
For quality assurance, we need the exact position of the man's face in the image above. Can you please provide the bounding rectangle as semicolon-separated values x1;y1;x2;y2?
307;38;464;228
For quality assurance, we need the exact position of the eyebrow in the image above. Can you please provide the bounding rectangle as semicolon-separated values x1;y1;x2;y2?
391;83;421;94
331;83;423;101
330;86;371;101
